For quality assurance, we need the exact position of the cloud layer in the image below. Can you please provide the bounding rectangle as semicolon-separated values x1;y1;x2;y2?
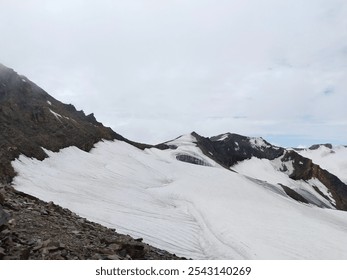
1;0;346;146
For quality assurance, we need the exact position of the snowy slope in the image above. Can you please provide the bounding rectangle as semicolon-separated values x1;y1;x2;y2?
12;135;347;259
297;146;347;184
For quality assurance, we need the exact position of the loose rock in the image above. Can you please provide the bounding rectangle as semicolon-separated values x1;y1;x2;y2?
0;185;184;260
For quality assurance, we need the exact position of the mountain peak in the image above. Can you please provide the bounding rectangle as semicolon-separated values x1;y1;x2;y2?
192;132;285;168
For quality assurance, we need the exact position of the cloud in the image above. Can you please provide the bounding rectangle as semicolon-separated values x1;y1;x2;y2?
0;0;346;146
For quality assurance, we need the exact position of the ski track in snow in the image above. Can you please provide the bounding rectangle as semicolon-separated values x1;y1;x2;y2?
12;137;347;259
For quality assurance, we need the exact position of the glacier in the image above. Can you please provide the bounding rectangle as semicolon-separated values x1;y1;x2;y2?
11;135;347;259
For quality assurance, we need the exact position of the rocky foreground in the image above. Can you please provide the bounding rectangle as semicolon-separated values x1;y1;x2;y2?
0;185;183;260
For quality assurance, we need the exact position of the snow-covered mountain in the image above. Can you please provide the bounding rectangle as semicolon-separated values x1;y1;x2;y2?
194;133;347;211
2;64;347;259
12;133;347;259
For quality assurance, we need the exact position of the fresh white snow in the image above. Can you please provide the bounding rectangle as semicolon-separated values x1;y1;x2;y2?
12;138;347;259
298;146;347;184
217;133;230;141
49;109;70;121
234;142;240;151
49;109;63;121
47;100;52;106
249;137;271;150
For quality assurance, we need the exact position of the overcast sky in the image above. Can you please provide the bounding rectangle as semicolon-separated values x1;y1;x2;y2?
1;0;346;147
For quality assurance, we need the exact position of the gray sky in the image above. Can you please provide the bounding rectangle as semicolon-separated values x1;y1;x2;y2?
1;0;346;147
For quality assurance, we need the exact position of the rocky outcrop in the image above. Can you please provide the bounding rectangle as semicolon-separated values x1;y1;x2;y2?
277;150;347;211
281;150;313;180
310;166;347;210
176;154;211;166
278;184;309;204
192;132;284;168
0;185;183;260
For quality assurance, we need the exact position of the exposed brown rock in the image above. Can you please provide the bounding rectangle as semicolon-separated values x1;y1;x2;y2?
282;150;347;211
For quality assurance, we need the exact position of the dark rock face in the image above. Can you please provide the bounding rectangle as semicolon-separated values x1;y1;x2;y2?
281;150;313;180
312;168;347;211
176;154;211;166
192;132;284;168
279;184;309;204
0;185;183;260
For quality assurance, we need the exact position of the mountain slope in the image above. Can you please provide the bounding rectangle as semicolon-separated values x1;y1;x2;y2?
12;134;347;259
0;63;166;184
0;63;175;260
192;133;347;211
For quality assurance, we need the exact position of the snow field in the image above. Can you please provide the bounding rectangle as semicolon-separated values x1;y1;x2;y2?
12;136;347;259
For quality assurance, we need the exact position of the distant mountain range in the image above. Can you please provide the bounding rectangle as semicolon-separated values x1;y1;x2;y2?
1;63;347;259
